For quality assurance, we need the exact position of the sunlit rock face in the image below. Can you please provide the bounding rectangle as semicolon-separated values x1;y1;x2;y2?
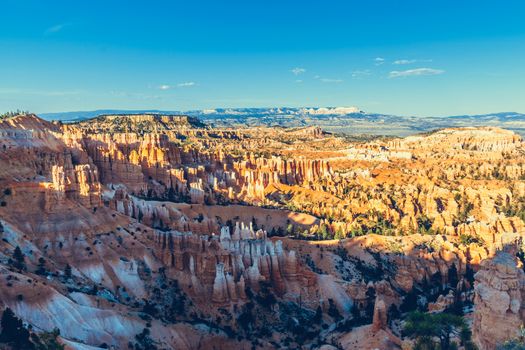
473;249;525;350
1;113;525;349
388;127;523;153
150;222;322;306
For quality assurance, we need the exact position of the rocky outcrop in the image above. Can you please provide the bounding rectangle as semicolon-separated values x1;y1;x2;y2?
212;263;229;303
473;250;525;349
428;290;456;312
389;127;522;153
74;113;206;133
50;161;102;208
152;222;316;304
372;296;388;331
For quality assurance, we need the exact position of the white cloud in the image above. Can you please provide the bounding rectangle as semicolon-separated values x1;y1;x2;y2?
313;75;343;83
295;80;303;83
177;82;196;87
393;59;416;65
291;67;306;75
389;68;444;78
351;70;371;78
320;78;343;83
393;59;433;65
374;57;385;65
45;23;70;35
157;82;197;89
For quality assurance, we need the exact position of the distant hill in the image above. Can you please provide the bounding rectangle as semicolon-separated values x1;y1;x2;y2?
39;108;525;137
71;113;206;134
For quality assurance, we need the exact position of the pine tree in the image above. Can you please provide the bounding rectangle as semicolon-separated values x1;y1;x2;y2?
12;246;26;270
400;288;419;313
448;263;459;289
36;257;46;275
327;299;341;321
404;311;468;350
318;224;329;240
313;305;323;323
334;228;345;240
0;308;33;349
32;328;65;350
64;264;72;279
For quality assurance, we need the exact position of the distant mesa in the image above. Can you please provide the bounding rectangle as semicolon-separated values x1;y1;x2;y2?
300;106;362;115
73;113;206;133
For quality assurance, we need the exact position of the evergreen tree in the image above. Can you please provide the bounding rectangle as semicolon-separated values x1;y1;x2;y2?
448;263;458;289
400;288;419;313
12;246;26;270
327;299;341;321
32;328;65;350
0;308;33;349
364;287;376;321
334;228;345;240
134;327;157;350
387;304;400;328
36;257;47;275
64;264;72;279
315;224;326;239
404;311;469;350
465;264;475;285
313;305;323;323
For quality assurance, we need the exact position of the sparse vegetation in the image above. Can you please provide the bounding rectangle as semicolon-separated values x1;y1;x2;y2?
0;110;29;119
459;233;484;246
10;246;26;270
403;311;475;350
454;193;475;226
0;308;64;350
498;326;525;349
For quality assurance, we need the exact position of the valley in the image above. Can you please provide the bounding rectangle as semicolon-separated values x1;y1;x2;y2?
0;112;524;349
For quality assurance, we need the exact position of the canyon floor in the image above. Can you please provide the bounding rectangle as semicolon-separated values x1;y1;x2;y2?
0;113;524;350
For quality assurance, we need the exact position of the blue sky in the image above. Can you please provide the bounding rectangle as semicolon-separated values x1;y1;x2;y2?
1;0;524;116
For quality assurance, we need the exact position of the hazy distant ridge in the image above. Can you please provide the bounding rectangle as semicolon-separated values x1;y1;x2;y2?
40;108;525;137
